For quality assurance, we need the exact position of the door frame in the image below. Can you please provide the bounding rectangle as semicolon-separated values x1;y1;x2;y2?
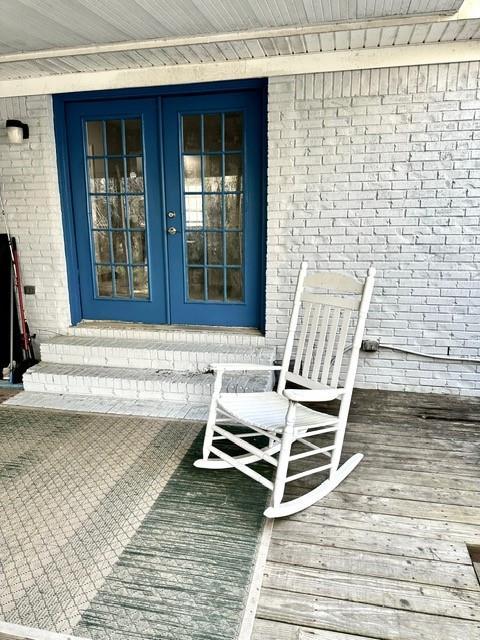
53;79;267;329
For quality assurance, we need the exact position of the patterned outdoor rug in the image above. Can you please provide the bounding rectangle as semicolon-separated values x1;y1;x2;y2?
0;406;269;639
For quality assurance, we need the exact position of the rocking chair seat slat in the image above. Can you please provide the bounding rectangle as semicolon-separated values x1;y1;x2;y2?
217;391;338;432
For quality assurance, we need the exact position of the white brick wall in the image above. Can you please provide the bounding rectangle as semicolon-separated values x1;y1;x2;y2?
0;95;70;340
2;62;479;396
266;62;480;396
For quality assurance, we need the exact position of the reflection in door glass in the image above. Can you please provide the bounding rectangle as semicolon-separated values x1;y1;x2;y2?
181;112;244;303
85;118;149;299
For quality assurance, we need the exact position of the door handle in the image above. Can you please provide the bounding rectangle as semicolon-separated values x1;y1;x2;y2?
167;226;177;235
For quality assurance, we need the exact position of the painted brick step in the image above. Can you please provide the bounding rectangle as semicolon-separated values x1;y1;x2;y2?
23;362;273;404
40;335;275;372
67;321;266;347
5;391;210;421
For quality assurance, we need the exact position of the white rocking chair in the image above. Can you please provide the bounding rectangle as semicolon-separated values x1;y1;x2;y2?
194;263;375;518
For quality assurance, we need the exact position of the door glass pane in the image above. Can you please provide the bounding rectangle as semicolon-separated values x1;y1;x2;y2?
130;231;146;264
207;232;223;265
186;231;204;265
204;195;222;228
93;230;110;263
225;113;243;150
112;231;128;263
183;115;201;152
185;195;203;229
114;265;130;296
88;159;106;192
125;119;142;154
110;196;126;228
108;158;124;192
207;268;224;301
188;268;204;300
204;156;222;192
106;120;123;155
85;117;150;301
183;156;201;192
226;232;242;265
96;265;113;297
91;196;108;228
133;266;149;298
225;155;242;191
225;194;242;229
86;121;104;156
226;268;243;301
180;111;245;303
126;157;143;193
204;114;222;152
127;196;145;228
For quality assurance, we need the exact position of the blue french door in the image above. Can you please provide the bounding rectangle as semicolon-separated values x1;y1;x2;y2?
66;98;167;323
64;87;264;327
163;91;263;327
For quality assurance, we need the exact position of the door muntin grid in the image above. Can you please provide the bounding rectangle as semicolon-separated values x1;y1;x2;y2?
180;111;245;304
84;117;150;300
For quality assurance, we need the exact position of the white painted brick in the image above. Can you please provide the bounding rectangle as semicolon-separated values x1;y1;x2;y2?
0;95;70;339
267;62;480;396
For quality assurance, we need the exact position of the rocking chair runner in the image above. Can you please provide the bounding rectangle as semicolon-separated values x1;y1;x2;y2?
194;263;375;518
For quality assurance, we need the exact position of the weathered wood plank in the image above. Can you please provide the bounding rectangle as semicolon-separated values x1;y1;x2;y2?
268;539;479;590
290;506;480;543
342;453;480;477
345;429;479;454
347;420;480;441
291;472;480;507
308;491;480;525
257;588;480;640
253;618;374;640
341;465;480;493
342;442;479;467
271;519;471;563
263;562;480;620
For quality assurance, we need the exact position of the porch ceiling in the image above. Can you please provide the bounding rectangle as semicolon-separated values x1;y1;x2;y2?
0;0;478;97
0;0;464;55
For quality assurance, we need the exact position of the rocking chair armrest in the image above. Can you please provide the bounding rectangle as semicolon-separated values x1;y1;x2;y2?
209;363;282;373
283;388;344;403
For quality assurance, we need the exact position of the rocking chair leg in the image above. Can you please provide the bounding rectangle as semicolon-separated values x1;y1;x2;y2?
329;421;347;478
272;404;296;508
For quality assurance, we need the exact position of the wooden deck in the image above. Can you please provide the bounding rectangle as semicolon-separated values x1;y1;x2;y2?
253;389;480;640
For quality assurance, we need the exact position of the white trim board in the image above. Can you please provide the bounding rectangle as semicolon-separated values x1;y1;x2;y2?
0;40;479;98
0;620;87;640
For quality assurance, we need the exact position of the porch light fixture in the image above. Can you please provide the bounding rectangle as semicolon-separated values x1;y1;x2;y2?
5;119;29;144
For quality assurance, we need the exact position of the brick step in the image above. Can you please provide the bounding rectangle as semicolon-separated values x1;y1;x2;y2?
5;391;210;421
23;362;274;404
67;321;266;347
41;335;275;372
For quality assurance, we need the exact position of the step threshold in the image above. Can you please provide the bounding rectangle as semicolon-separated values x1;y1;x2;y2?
74;320;263;336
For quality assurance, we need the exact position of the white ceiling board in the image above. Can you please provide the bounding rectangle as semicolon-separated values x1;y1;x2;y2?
0;0;464;55
0;16;478;83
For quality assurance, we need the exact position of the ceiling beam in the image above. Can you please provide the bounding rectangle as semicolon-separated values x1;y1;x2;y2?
0;9;467;64
0;40;478;98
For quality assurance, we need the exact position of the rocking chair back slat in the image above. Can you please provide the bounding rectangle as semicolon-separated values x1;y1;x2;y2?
302;303;321;378
320;306;341;385
331;309;352;388
293;302;312;376
311;305;331;380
